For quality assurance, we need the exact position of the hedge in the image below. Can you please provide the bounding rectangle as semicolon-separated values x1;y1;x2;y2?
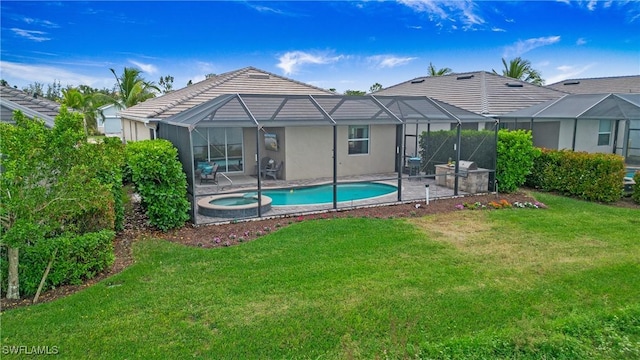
1;230;115;297
526;149;625;203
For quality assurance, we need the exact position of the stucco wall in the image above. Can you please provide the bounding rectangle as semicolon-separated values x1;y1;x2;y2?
283;124;397;181
122;118;154;142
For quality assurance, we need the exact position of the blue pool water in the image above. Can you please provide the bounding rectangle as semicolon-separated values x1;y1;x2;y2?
626;168;638;178
262;182;397;206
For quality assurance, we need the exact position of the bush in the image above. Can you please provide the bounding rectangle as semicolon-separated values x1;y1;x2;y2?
632;171;640;204
1;230;115;297
125;139;190;231
526;149;624;203
496;129;538;193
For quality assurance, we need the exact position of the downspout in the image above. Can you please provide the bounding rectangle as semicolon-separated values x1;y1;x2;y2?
144;121;157;139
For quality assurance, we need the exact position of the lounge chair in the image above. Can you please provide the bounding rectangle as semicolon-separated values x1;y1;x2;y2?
258;156;272;178
200;162;219;184
264;161;283;180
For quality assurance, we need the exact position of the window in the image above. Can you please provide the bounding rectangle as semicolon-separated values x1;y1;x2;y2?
348;125;369;155
598;120;612;146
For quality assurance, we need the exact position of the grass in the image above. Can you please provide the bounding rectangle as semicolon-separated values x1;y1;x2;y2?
1;192;639;359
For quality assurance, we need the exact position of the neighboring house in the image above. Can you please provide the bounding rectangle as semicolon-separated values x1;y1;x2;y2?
375;71;567;155
546;75;640;94
97;103;122;136
377;71;640;163
119;66;335;142
0;85;61;128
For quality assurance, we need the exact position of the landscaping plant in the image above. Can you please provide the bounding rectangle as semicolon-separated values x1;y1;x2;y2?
125;139;190;231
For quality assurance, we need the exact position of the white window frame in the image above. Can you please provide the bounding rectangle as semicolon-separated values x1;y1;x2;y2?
348;125;369;155
598;120;612;146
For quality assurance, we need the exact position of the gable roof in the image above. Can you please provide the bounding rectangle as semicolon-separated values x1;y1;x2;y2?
375;71;567;117
119;66;334;121
0;85;62;127
500;93;640;121
546;75;640;94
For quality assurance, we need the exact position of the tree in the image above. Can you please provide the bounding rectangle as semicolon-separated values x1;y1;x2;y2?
427;62;453;76
109;67;160;108
45;80;62;102
159;75;174;94
369;83;382;93
0;108;118;299
344;90;366;96
493;57;544;85
22;82;44;98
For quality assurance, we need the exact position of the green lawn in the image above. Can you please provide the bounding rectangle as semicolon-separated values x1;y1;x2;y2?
2;193;639;359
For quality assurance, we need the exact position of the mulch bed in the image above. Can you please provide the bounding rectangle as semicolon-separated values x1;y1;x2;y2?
3;190;637;311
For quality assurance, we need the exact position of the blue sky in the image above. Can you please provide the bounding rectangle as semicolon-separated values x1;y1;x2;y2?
1;1;639;93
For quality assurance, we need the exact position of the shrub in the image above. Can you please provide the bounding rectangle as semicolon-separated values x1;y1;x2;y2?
1;230;115;297
496;129;539;193
125;139;190;231
632;171;640;204
526;149;624;203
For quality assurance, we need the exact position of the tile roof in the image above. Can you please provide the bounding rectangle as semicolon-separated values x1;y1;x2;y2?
1;85;62;127
546;75;640;94
120;66;334;120
375;71;567;116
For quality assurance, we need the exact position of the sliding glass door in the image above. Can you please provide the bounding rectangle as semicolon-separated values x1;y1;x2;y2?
193;127;244;173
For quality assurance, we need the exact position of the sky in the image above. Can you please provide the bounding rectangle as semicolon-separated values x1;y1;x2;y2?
1;0;639;94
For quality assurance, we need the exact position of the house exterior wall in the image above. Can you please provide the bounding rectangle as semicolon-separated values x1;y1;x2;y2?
282;124;397;181
284;126;333;180
122;118;155;142
574;120;615;153
99;105;121;135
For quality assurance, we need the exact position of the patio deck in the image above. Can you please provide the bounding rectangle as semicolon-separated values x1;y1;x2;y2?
193;172;489;225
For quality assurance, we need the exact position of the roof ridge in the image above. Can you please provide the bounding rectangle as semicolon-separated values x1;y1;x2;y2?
146;67;254;117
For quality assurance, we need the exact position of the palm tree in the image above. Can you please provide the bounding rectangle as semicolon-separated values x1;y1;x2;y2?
61;87;98;135
427;62;453;76
493;57;544;85
109;67;160;108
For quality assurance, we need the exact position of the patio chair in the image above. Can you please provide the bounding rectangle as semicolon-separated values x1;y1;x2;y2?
258;156;272;178
264;161;283;180
200;162;219;184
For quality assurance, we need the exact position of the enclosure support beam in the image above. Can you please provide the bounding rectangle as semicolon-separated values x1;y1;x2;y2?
454;122;462;196
493;119;499;192
572;118;578;151
397;124;404;201
333;125;338;210
256;126;262;217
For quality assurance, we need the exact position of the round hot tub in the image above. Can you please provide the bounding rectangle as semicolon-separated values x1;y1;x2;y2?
197;193;272;218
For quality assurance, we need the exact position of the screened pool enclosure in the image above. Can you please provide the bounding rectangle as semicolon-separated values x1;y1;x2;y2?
157;94;498;224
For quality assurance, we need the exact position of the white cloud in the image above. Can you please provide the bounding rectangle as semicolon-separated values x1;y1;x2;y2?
576;37;587;45
0;61;111;88
22;17;59;28
11;28;50;42
546;63;596;84
128;60;158;75
492;27;506;32
276;51;345;75
396;0;485;30
367;55;417;69
503;36;561;58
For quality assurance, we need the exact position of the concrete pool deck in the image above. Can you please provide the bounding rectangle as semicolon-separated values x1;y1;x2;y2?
192;172;491;225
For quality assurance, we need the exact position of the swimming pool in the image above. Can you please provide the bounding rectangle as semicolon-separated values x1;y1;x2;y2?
261;182;397;206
